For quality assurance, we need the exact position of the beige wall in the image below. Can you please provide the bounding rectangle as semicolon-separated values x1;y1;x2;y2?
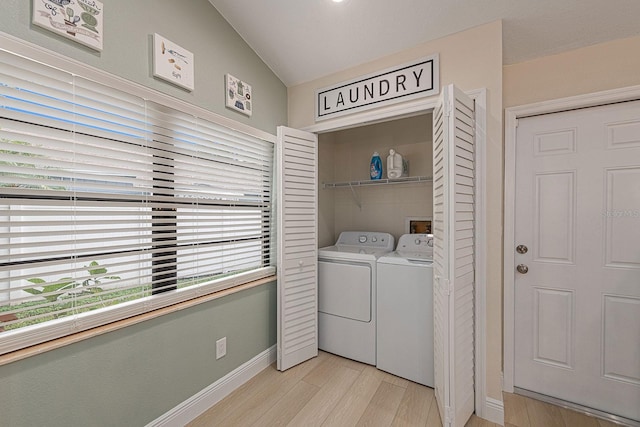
318;132;336;248
502;33;640;402
298;23;640;410
319;114;433;246
290;20;504;402
504;34;640;108
289;21;503;131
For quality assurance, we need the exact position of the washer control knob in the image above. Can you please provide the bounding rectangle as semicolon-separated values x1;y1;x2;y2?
359;235;367;243
415;238;422;245
371;236;377;242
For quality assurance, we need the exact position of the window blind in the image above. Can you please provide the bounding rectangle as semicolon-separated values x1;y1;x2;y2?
0;49;274;354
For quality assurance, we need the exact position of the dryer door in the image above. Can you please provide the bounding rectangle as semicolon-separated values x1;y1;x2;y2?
318;260;371;322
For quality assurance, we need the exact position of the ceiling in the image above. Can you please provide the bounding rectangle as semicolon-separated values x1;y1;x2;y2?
208;0;640;87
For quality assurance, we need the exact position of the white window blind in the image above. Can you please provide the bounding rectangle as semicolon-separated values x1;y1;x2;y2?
0;49;274;354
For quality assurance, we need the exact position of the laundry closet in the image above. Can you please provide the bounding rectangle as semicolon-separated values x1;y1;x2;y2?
278;84;479;426
313;112;435;386
317;113;433;247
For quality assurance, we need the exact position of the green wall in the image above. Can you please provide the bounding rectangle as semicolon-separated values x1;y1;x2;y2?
0;1;285;425
0;0;287;134
0;282;277;426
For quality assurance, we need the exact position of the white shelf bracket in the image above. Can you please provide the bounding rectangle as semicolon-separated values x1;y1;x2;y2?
348;182;362;210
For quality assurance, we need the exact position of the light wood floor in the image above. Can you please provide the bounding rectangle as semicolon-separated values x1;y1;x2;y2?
503;392;624;427
188;351;625;427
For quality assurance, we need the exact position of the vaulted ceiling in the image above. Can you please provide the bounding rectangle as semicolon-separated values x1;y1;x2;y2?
208;0;640;86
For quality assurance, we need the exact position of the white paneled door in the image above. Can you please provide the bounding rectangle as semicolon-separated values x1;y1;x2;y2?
514;101;640;422
276;126;319;371
432;85;475;427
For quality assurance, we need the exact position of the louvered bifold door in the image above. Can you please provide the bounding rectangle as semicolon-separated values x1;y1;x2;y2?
432;85;476;427
276;126;318;371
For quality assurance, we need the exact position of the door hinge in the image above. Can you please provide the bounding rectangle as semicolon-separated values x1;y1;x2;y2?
444;405;454;425
436;277;452;296
444;278;452;296
444;101;452;117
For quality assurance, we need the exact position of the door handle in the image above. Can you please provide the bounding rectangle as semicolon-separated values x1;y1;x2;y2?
516;245;528;254
517;264;528;274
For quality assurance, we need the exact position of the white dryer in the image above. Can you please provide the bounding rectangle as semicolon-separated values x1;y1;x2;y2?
318;231;395;365
377;233;434;386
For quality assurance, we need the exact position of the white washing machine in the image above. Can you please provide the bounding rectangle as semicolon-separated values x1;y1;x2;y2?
377;233;434;386
318;231;395;365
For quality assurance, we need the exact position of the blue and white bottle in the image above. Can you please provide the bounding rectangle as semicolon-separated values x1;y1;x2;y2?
370;152;383;180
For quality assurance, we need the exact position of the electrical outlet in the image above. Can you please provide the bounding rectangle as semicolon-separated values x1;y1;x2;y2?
216;337;227;360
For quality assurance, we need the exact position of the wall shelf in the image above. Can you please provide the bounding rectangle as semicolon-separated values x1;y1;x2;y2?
322;176;432;209
323;175;432;189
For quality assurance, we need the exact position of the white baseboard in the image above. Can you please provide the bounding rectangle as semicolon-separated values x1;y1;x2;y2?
146;345;277;427
481;396;505;426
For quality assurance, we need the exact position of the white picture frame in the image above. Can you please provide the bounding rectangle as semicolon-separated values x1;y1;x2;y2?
32;0;104;51
153;33;194;91
225;74;252;117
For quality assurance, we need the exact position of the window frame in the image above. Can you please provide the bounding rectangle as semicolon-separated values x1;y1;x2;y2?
0;32;277;356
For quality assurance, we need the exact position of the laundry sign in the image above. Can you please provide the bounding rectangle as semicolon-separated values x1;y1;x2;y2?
315;54;439;121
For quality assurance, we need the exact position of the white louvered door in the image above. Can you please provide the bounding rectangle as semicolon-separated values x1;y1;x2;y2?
276;126;319;371
432;85;475;427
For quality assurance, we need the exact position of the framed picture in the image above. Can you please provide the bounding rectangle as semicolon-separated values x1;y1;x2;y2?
405;216;432;234
153;33;194;91
225;74;252;116
32;0;104;51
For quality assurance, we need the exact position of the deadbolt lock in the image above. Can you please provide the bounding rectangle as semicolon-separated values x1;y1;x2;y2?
516;245;528;254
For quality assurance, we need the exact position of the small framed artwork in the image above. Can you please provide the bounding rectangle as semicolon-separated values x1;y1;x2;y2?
225;74;252;116
405;216;432;234
153;33;194;91
32;0;104;51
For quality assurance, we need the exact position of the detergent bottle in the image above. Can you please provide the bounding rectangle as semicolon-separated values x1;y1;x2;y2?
370;152;383;180
386;149;403;179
